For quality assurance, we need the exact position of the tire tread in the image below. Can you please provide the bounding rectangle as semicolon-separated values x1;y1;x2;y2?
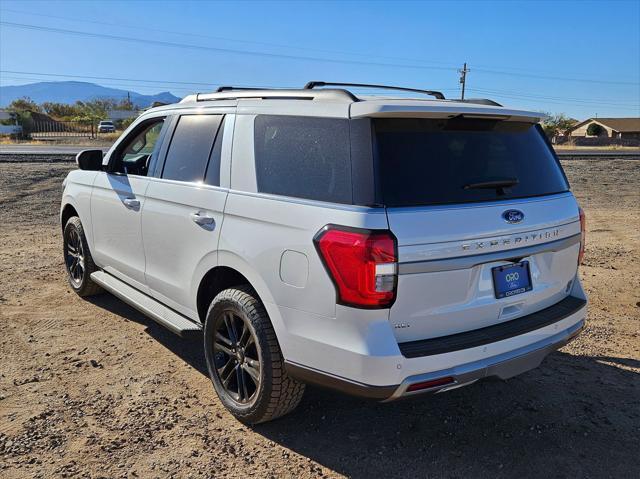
205;286;305;424
64;216;103;297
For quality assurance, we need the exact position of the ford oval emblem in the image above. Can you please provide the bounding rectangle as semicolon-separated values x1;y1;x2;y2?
503;209;524;224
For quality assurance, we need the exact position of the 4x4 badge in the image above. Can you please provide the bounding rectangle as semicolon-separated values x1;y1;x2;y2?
503;209;524;224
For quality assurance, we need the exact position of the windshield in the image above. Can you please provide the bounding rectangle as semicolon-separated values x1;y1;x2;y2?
373;118;569;207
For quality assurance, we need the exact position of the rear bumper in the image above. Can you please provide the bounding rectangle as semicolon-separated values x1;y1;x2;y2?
285;295;586;401
385;316;584;400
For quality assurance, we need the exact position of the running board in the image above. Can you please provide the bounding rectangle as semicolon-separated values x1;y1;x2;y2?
90;271;202;338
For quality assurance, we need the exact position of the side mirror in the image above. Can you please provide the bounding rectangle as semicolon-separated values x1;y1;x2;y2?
76;150;103;171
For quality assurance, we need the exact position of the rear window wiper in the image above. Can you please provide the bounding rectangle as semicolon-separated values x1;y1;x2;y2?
463;178;519;190
463;178;519;195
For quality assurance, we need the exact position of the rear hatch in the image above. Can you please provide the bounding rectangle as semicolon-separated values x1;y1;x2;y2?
373;117;581;343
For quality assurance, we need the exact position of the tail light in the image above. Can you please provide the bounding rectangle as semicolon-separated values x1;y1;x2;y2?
314;225;397;308
578;207;586;265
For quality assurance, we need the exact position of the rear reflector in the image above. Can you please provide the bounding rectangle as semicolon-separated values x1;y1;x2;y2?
314;225;397;308
406;376;455;392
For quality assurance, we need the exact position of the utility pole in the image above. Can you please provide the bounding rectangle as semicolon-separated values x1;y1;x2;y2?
459;62;469;100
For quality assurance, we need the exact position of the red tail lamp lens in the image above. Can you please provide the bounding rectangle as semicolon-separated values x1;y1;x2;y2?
406;377;455;392
315;226;397;308
578;207;586;265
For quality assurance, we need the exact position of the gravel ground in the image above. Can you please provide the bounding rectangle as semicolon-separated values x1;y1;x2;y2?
0;160;638;479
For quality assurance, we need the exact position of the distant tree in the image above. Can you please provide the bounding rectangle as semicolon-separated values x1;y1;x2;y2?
41;102;79;119
542;113;578;140
69;99;114;122
7;97;41;113
587;123;604;136
114;97;138;111
116;116;137;130
5;97;43;131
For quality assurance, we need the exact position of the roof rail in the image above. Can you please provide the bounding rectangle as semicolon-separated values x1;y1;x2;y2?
304;81;446;100
215;86;269;92
181;88;358;103
460;98;503;107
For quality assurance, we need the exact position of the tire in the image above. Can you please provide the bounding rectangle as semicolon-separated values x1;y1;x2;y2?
63;216;103;297
204;286;305;424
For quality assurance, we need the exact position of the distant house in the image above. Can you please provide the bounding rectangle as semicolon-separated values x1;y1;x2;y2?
568;117;640;139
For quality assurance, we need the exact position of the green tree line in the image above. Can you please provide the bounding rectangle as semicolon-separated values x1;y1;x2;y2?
3;96;139;129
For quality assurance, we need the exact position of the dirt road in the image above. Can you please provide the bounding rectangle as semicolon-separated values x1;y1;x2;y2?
1;160;638;478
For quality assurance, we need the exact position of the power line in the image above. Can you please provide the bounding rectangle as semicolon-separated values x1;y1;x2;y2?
0;72;461;101
472;67;637;86
0;70;457;95
0;21;458;73
0;7;458;69
0;69;282;88
2;20;638;87
467;88;640;111
468;86;640;107
4;7;639;87
469;87;640;106
0;75;199;93
1;70;635;110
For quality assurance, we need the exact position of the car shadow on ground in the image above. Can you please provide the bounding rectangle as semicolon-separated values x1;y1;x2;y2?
87;294;640;479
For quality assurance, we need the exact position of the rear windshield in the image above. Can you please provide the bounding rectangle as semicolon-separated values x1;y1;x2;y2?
374;118;569;207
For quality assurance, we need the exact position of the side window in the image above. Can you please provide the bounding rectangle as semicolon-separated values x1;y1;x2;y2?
253;115;352;204
162;114;223;183
113;119;165;176
204;116;225;186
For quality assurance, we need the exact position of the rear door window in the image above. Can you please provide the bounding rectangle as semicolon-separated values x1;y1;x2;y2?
254;115;352;204
162;114;223;183
374;118;569;207
204;115;225;186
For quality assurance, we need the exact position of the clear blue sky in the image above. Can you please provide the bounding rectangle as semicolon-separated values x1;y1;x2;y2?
1;0;639;119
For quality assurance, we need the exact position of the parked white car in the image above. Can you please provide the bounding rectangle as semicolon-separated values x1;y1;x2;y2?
60;82;587;423
97;120;116;133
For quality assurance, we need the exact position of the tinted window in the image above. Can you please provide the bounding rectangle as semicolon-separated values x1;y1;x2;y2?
204;115;225;186
254;115;352;203
374;119;569;207
162;114;222;182
114;119;165;176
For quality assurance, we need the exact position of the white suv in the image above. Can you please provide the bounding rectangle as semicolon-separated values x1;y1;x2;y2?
61;82;587;424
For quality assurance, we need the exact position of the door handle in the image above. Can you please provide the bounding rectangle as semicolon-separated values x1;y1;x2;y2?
190;212;215;226
123;197;140;209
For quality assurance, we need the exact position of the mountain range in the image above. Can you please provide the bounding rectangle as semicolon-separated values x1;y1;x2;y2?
0;81;181;108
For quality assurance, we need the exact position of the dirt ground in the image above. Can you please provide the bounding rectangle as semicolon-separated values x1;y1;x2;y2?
1;159;638;479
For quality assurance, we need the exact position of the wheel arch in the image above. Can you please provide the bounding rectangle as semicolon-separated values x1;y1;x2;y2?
61;203;79;231
196;266;255;323
194;254;284;344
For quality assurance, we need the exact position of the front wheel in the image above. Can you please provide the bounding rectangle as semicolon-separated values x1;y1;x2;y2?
63;216;102;297
203;286;305;424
